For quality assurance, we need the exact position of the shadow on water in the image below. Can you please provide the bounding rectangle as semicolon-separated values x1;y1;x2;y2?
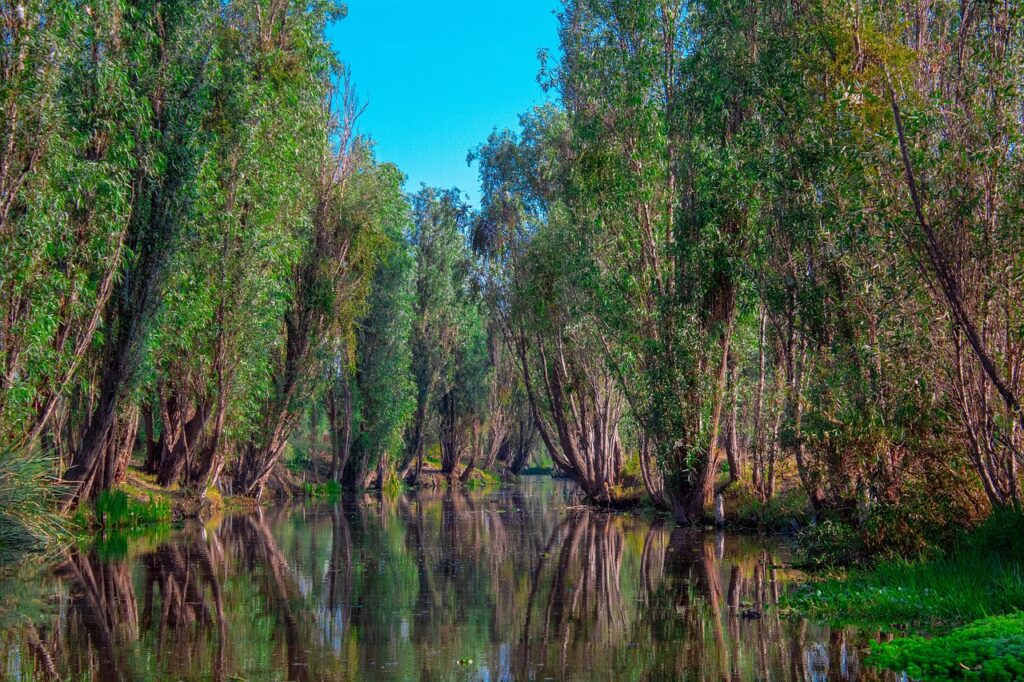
1;479;896;681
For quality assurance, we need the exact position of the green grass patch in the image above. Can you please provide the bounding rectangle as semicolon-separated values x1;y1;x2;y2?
869;613;1024;681
94;489;172;529
784;509;1024;679
302;480;342;501
785;509;1024;630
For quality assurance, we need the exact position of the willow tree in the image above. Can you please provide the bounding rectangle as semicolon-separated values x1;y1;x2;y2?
858;0;1024;509
332;221;415;490
473;108;628;501
401;187;477;482
60;0;229;507
231;130;402;499
545;0;765;520
146;2;337;492
0;2;138;454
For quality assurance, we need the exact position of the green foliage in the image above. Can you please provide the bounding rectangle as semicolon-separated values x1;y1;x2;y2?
870;613;1024;681
94;490;172;529
406;187;491;476
346;208;416;482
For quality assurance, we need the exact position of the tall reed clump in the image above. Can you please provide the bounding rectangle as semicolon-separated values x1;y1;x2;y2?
0;449;63;563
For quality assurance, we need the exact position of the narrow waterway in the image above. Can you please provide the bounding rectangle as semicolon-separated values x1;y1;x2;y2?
0;478;892;680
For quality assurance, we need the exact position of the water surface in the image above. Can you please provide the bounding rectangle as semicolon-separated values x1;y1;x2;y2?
1;479;891;680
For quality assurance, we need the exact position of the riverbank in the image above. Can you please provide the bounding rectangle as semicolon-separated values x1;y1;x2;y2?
782;508;1024;680
72;469;257;533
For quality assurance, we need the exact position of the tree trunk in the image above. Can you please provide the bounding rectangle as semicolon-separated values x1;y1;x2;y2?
327;376;352;483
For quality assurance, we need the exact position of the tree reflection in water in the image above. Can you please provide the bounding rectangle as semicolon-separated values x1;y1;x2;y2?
1;480;896;681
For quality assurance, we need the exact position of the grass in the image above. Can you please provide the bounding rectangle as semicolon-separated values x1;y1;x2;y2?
94;489;172;529
302;479;342;501
869;612;1024;681
784;508;1024;630
0;448;64;563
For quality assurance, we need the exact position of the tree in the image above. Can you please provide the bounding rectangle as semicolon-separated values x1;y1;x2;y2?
334;217;415;489
401;187;477;482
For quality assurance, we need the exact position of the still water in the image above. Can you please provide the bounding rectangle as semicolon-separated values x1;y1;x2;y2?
1;479;891;681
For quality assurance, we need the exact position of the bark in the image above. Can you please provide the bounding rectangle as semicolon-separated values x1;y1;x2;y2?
327;374;353;484
666;311;735;523
439;389;461;477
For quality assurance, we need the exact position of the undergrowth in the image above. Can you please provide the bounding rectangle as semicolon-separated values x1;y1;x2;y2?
785;509;1024;680
785;509;1024;629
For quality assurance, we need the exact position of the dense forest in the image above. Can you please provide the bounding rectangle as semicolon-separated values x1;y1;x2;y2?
1;0;1022;562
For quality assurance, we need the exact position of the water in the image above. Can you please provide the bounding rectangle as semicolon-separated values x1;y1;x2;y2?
1;478;892;681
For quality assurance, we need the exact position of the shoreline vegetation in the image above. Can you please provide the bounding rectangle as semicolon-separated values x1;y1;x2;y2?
2;1;1023;679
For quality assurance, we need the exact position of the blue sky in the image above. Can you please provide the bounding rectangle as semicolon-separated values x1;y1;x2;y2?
327;1;561;205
